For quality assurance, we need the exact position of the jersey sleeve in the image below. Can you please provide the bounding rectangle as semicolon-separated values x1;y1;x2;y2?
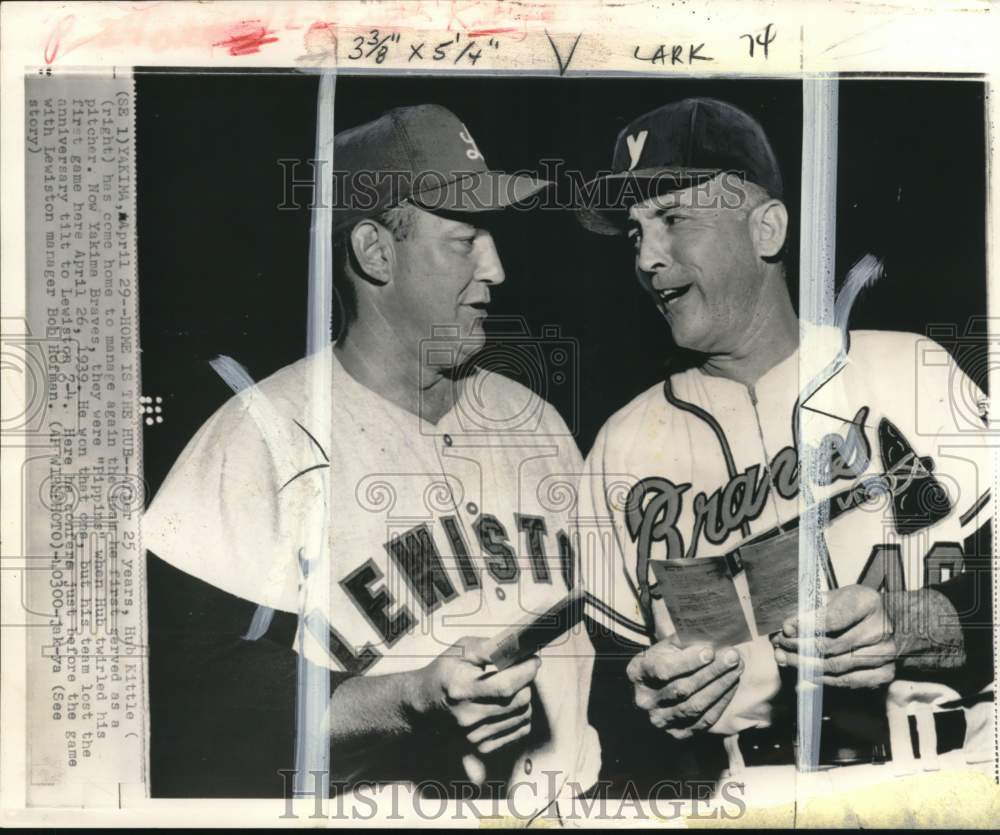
576;423;652;647
142;394;302;613
914;336;993;539
905;336;994;695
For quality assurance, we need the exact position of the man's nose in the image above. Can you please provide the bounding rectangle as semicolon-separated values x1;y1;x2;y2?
635;235;672;285
475;233;506;285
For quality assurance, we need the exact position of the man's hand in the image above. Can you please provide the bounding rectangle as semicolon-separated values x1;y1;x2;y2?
626;640;744;739
411;637;540;755
772;584;898;688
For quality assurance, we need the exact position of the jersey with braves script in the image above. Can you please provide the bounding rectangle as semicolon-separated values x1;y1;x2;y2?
143;346;600;808
578;326;993;762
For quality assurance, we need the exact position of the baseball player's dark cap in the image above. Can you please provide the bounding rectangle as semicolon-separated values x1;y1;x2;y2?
332;104;549;234
576;97;784;235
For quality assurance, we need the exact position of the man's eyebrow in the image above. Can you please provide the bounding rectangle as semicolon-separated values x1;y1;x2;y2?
628;195;691;220
640;198;685;215
640;205;680;219
656;198;695;211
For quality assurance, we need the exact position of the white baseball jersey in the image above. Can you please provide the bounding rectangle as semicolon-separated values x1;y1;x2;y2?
579;325;994;764
143;345;600;809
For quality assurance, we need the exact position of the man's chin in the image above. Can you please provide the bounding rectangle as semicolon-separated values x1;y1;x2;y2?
663;320;706;354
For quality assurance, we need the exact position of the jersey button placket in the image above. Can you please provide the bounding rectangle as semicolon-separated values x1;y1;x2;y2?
435;427;489;616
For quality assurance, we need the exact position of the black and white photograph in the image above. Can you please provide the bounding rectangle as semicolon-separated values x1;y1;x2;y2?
137;71;994;814
2;0;997;828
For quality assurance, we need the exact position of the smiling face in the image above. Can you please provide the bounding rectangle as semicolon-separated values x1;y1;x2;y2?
627;177;772;355
385;206;505;367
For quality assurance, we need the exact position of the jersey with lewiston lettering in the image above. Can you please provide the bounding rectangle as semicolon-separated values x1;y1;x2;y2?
578;327;993;762
143;346;600;807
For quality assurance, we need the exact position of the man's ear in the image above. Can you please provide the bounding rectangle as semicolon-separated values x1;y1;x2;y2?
349;220;395;285
750;199;788;259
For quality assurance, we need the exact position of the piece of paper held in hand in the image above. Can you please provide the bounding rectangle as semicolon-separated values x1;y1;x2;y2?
651;527;799;647
741;527;801;637
650;554;753;647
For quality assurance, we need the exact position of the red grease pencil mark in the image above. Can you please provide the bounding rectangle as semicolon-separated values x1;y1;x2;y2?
467;27;517;37
38;1;555;64
445;1;553;42
213;20;279;56
44;14;76;65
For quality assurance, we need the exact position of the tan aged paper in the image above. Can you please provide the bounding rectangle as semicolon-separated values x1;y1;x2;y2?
2;0;998;828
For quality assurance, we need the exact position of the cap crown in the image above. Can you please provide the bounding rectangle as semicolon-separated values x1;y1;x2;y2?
335;103;489;188
331;104;494;231
610;97;783;198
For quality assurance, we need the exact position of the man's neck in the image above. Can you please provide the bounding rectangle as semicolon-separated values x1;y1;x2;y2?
334;326;457;425
700;292;799;387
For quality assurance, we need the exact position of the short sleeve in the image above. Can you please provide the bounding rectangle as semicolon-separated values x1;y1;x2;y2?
142;394;302;612
913;336;993;538
891;334;995;696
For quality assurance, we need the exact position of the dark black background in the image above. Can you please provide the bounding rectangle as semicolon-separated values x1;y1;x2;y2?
136;72;987;796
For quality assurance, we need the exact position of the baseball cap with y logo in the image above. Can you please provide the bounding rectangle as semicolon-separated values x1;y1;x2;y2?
332;104;549;233
576;97;784;235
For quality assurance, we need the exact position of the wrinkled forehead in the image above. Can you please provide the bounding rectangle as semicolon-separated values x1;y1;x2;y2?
628;190;693;219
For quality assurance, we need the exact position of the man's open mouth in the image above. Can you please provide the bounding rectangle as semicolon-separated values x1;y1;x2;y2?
464;301;490;311
657;284;692;306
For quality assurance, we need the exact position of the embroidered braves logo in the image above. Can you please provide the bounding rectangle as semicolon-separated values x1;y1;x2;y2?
626;130;648;170
625;406;873;562
459;127;484;161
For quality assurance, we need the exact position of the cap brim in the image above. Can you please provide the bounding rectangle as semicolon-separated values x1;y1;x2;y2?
410;172;551;213
574;167;721;235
